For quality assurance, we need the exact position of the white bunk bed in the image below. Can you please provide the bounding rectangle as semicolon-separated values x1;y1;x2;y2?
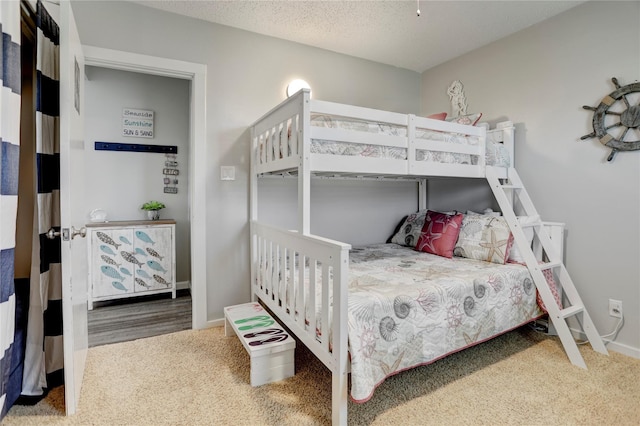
248;89;597;425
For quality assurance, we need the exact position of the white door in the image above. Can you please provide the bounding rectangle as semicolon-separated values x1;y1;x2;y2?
59;0;88;415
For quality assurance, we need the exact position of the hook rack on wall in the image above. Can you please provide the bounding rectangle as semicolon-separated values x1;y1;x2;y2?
163;153;179;194
94;141;178;154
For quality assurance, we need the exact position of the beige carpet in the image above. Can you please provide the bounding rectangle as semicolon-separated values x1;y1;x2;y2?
3;326;639;425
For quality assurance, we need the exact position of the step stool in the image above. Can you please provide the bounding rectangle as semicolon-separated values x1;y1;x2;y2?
224;302;295;386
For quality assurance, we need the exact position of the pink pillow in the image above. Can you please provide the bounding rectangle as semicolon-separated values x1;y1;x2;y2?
415;210;464;258
537;268;563;313
426;112;447;121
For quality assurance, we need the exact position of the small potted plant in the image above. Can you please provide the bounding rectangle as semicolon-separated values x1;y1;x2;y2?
141;200;165;221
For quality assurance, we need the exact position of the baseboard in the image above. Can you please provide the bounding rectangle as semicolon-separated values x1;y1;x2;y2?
207;318;225;328
176;280;190;291
603;339;640;359
570;327;640;359
190;318;224;330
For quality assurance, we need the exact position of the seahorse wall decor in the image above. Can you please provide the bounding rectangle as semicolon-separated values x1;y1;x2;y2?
447;80;468;118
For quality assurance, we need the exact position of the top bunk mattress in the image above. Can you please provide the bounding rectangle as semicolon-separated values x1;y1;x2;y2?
251;89;514;177
262;113;511;167
309;114;511;167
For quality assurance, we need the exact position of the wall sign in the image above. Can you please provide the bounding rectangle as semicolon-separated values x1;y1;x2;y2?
123;108;154;138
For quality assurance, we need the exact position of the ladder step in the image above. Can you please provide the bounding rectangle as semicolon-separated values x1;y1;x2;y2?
559;305;584;319
501;184;523;190
520;221;542;229
486;166;609;366
540;260;562;270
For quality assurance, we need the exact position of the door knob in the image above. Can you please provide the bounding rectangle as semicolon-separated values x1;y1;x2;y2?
48;227;87;241
71;226;86;239
46;228;61;240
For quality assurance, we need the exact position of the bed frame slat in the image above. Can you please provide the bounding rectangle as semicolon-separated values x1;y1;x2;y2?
251;222;351;371
253;91;514;180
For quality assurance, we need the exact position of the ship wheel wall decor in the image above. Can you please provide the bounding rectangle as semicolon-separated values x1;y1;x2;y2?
581;77;640;162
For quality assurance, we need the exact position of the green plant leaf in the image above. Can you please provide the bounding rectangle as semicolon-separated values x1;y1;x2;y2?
141;200;166;211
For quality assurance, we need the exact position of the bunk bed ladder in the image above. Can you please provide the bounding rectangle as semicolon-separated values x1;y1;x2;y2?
486;167;608;369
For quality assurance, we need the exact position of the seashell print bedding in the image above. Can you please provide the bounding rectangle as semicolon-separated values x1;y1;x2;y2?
345;244;542;401
257;243;544;402
262;113;511;166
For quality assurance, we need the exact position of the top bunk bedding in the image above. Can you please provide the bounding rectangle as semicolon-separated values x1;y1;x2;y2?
310;113;511;167
251;89;514;179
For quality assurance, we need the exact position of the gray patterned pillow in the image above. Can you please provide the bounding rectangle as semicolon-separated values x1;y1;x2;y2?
389;210;429;247
390;210;463;247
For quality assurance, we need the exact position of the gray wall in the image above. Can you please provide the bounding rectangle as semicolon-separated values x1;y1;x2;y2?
420;1;639;354
72;1;421;320
74;0;638;356
257;178;418;246
84;66;191;283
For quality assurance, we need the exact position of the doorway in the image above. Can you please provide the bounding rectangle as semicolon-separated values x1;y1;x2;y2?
83;65;193;345
13;4;207;415
82;46;208;331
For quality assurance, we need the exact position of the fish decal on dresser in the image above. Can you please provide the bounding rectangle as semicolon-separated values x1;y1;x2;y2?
101;265;125;281
119;236;132;245
100;255;121;267
136;269;152;280
120;267;132;277
135;248;147;257
112;281;128;292
135;278;150;288
147;260;167;273
153;274;170;287
96;231;121;249
100;245;117;256
145;247;164;260
120;251;144;267
135;230;155;245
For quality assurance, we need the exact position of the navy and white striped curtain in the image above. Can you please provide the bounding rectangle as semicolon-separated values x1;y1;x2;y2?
0;1;22;420
21;0;63;398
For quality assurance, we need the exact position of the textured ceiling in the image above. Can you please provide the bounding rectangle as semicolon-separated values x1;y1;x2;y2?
131;0;585;73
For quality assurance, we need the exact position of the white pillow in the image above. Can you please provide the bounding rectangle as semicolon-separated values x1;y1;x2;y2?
508;215;540;263
466;208;501;217
454;214;513;264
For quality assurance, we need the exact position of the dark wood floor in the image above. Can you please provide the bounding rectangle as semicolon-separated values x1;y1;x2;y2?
88;289;192;347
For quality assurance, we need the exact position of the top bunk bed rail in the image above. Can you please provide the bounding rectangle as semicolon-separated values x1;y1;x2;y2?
250;89;514;179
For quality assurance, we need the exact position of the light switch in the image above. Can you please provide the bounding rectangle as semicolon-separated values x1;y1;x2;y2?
221;166;235;181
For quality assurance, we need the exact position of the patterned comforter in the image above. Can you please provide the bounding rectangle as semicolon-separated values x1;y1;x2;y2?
258;243;544;402
309;114;511;167
261;114;511;167
345;244;543;402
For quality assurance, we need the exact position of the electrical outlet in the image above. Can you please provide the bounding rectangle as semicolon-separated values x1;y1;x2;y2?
609;299;623;318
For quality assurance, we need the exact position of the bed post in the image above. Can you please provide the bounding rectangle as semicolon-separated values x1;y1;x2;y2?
250;126;258;302
332;371;348;426
498;121;515;170
332;246;350;426
299;89;312;234
418;178;427;210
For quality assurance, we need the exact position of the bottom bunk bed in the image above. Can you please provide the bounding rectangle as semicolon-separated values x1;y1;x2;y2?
250;212;564;424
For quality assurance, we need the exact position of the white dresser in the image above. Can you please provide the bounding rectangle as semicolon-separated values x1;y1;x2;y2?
87;220;176;309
